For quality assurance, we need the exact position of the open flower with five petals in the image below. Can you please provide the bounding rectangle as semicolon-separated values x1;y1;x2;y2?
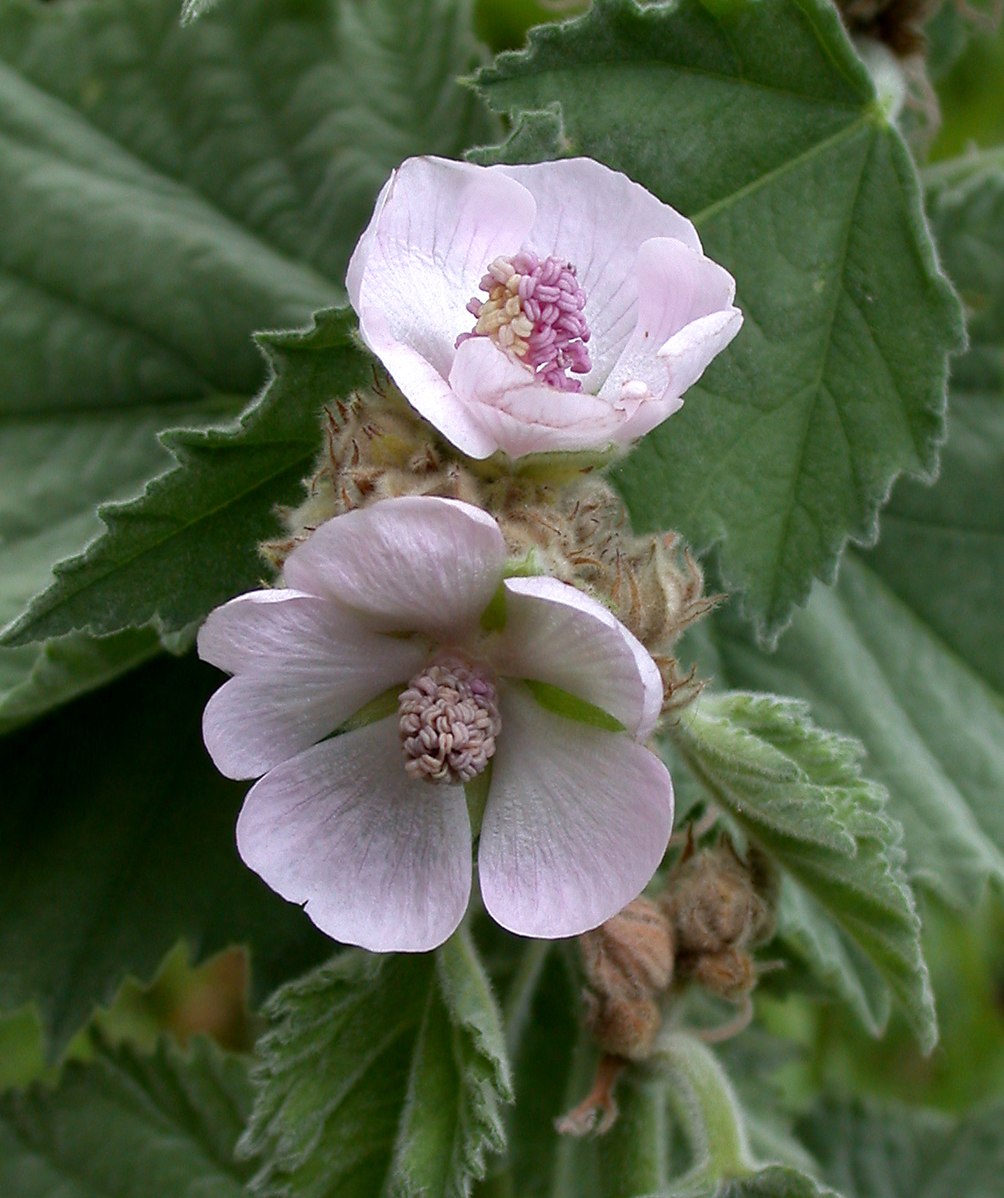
198;496;674;952
346;155;742;460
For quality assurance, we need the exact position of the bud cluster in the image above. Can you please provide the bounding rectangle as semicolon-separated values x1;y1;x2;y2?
262;375;713;717
559;831;778;1136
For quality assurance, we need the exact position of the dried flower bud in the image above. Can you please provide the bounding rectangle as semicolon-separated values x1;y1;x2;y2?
578;897;675;1061
584;991;664;1062
662;838;770;958
690;947;757;1002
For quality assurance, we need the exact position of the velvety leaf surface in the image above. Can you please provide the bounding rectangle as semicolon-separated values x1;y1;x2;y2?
688;155;1004;909
476;0;963;639
672;692;935;1049
0;0;494;716
242;934;512;1198
796;1097;1004;1198
0;652;327;1056
3;309;372;646
0;1037;253;1198
0;394;241;730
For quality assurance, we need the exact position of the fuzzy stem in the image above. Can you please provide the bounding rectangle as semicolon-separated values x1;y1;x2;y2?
652;1031;755;1182
598;1079;667;1197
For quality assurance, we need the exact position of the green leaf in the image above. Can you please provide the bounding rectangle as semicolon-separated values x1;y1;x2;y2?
0;630;161;736
242;932;512;1198
691;155;1004;909
2;309;373;647
0;1036;253;1197
0;652;327;1057
0;393;242;729
773;878;892;1037
475;0;963;639
796;1097;1004;1198
0;0;495;707
671;691;935;1050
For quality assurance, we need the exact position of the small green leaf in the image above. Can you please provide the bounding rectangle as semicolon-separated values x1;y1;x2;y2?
476;0;963;639
242;931;512;1198
796;1096;1004;1198
0;1036;254;1197
0;653;327;1057
672;691;936;1050
523;678;626;732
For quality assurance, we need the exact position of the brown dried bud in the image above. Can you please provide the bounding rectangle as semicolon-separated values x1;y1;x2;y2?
580;897;675;1001
583;991;663;1062
690;948;757;1002
662;839;771;959
578;897;675;1061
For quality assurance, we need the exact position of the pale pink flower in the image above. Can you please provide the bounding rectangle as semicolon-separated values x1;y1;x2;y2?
198;496;673;952
347;156;742;460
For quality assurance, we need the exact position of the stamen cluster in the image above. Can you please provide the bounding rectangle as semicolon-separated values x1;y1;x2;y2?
398;653;502;784
457;252;592;391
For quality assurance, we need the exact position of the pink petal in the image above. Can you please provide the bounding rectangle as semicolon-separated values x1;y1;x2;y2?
496;159;702;382
283;496;507;641
600;237;742;408
347;157;536;455
479;687;673;939
199;590;427;779
236;717;472;952
448;336;629;458
492;576;663;737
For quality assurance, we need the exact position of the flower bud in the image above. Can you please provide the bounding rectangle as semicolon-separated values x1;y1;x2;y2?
578;896;675;1061
662;838;771;959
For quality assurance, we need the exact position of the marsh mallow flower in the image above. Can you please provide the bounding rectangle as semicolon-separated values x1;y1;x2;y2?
198;496;673;952
346;156;742;460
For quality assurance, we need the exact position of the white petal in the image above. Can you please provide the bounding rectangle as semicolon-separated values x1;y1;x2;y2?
496;159;702;382
283;496;508;641
199;589;427;779
479;689;673;939
237;717;472;952
197;588;418;678
492;576;663;737
349;157;536;452
600;237;741;407
448;337;629;458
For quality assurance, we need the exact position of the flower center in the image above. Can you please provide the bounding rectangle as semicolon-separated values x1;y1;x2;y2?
456;252;592;392
398;653;502;785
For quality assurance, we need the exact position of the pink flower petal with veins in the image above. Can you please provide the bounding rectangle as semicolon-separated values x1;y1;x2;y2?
492;576;664;738
479;688;674;939
198;496;675;952
237;718;472;953
283;495;507;642
347;155;742;459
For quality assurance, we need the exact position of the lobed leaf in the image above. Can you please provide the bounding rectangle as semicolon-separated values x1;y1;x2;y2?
475;0;963;639
0;1036;253;1197
796;1096;1004;1198
0;0;494;717
672;691;935;1049
241;932;512;1198
690;154;1004;909
2;309;372;647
